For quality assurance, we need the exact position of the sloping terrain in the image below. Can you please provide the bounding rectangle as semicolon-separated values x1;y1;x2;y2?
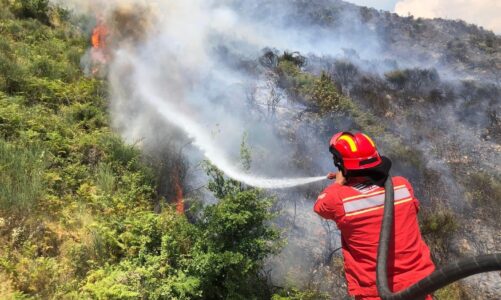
0;0;499;299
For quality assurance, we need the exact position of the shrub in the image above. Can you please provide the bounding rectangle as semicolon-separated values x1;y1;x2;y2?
100;134;143;172
351;75;392;115
303;72;350;113
385;68;440;93
81;184;281;300
385;141;425;172
191;189;279;299
13;256;60;298
420;208;458;236
259;48;279;68
419;206;458;263
332;60;359;93
465;172;501;219
385;70;408;90
279;51;306;68
10;0;51;25
67;102;107;131
0;54;26;94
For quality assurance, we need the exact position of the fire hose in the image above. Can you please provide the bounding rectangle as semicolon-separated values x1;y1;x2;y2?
376;176;501;300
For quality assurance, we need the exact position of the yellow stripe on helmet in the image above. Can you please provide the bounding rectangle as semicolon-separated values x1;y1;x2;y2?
338;135;357;152
362;133;376;147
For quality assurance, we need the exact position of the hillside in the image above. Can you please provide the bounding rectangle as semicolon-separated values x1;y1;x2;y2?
0;0;500;299
0;2;285;299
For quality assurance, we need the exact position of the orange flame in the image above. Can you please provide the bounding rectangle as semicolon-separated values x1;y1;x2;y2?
173;175;184;214
91;23;108;49
90;20;109;76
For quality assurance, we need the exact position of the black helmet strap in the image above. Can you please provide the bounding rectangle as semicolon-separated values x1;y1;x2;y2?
329;145;346;176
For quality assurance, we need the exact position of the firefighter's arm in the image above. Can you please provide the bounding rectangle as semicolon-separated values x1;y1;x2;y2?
313;185;344;221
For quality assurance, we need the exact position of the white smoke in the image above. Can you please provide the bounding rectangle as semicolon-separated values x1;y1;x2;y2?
117;49;327;188
100;0;378;188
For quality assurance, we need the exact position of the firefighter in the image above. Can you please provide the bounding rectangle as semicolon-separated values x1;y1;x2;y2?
314;132;435;300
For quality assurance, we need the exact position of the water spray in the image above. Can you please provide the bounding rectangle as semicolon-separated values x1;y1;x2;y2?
135;82;327;189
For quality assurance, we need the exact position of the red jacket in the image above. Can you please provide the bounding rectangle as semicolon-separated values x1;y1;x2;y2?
314;176;435;298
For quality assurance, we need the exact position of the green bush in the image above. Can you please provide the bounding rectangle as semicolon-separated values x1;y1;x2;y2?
10;0;51;24
0;54;26;94
277;59;315;100
419;206;458;263
101;134;143;171
279;51;306;68
191;189;279;299
420;208;458;236
81;185;280;300
13;256;59;298
277;61;352;115
302;72;351;113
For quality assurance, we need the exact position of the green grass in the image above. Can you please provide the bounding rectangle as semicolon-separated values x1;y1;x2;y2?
0;139;45;212
434;281;470;300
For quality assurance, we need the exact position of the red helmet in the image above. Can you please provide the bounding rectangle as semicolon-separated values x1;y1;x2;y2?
329;131;382;172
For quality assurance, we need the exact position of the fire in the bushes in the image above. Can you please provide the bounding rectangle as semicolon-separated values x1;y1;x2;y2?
90;17;109;75
173;175;184;214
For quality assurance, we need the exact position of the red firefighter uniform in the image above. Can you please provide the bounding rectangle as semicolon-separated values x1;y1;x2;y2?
314;176;435;299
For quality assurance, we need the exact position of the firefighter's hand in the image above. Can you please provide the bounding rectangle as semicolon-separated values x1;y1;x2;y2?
327;172;337;180
335;171;346;185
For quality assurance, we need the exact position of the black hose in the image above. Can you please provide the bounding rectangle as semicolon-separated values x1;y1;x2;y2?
376;175;501;300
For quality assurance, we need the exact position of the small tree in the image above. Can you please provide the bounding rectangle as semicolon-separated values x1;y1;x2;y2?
191;161;280;299
192;189;279;299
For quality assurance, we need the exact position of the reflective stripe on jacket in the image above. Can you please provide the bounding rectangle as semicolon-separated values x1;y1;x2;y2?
314;176;435;298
